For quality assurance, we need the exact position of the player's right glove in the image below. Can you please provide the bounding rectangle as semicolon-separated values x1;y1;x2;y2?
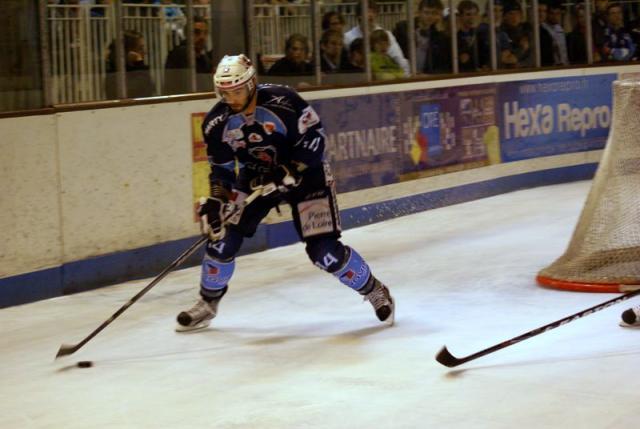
198;195;229;240
250;164;301;196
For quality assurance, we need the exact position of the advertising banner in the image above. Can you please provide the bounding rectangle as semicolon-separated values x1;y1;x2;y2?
396;84;498;179
191;75;617;199
310;93;401;193
191;112;209;221
497;75;616;162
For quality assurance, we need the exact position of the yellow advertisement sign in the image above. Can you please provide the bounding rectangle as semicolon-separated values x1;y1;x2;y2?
191;113;209;222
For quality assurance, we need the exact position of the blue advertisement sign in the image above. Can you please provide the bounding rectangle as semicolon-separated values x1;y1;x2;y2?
396;84;498;176
310;93;401;193
497;74;616;162
420;103;443;160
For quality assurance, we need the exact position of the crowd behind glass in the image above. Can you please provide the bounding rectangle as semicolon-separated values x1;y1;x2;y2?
2;0;639;112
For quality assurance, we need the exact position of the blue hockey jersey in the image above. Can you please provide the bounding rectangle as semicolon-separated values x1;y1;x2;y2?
201;84;326;191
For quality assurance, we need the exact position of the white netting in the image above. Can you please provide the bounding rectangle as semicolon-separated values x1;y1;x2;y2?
538;79;640;290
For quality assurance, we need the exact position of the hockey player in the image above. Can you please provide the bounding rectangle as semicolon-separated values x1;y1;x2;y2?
176;54;395;332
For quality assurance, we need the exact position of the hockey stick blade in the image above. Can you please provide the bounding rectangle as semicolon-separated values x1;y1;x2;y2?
56;343;80;358
54;235;208;359
54;187;266;360
435;285;640;368
435;346;463;368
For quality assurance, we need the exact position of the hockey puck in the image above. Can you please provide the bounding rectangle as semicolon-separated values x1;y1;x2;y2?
76;361;93;368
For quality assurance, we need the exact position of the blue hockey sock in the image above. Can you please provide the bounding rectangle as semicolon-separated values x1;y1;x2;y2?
200;254;235;299
332;247;371;292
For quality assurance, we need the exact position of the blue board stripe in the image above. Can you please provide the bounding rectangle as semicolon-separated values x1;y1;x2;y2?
0;163;597;308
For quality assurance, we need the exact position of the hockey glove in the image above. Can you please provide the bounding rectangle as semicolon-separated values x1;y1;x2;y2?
250;164;301;196
198;196;230;240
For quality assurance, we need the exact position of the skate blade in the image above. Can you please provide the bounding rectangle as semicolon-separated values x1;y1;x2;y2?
385;299;395;327
619;320;640;328
175;320;212;333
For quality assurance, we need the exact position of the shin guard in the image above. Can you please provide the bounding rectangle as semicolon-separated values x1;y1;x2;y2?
332;247;371;293
200;253;235;299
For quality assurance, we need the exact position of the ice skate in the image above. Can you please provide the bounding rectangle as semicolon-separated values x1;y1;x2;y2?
620;306;640;327
364;278;395;326
176;298;219;332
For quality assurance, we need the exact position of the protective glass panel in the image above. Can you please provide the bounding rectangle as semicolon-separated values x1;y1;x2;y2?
254;2;315;89
0;0;44;112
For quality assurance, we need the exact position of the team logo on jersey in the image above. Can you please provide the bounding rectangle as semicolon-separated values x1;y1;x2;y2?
223;127;246;150
248;145;278;166
230;140;246;150
298;106;320;134
263;121;276;135
255;107;287;136
248;133;263;143
226;128;244;140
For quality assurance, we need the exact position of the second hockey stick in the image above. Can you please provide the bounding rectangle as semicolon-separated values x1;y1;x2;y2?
435;286;640;368
55;187;265;359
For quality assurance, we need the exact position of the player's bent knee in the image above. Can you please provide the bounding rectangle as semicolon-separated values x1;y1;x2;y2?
204;229;243;260
305;238;346;272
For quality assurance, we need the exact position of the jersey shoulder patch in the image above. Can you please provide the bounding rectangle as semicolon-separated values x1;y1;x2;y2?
298;105;321;135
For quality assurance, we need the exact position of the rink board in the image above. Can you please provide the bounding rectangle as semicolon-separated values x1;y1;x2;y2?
2;64;639;308
0;162;596;308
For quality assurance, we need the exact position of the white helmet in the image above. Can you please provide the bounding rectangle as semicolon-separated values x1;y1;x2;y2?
213;54;257;99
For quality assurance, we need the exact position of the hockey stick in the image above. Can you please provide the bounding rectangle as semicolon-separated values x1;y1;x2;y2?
435;286;640;368
55;187;265;359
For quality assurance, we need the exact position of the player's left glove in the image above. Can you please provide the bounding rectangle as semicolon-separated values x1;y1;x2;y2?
198;195;230;240
251;164;301;195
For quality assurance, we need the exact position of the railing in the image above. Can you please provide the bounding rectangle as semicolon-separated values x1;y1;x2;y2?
45;2;407;104
46;3;211;104
47;4;114;104
40;1;639;108
252;2;407;57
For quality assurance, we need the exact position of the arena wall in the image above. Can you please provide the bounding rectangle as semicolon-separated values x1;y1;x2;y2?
1;65;639;307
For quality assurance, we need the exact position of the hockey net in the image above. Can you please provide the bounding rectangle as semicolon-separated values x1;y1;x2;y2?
537;79;640;293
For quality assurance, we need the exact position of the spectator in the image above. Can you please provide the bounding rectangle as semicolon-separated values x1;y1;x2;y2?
346;37;366;71
538;1;555;66
321;10;346;34
370;29;405;80
155;0;187;43
164;15;213;94
456;0;485;72
541;0;569;65
592;0;609;61
499;0;533;68
630;17;640;56
268;33;313;75
599;3;636;61
567;3;588;63
105;30;155;99
320;29;351;73
477;0;517;68
393;0;451;74
344;0;410;76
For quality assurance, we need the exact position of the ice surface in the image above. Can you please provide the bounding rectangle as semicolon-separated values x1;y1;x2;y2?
2;180;639;429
